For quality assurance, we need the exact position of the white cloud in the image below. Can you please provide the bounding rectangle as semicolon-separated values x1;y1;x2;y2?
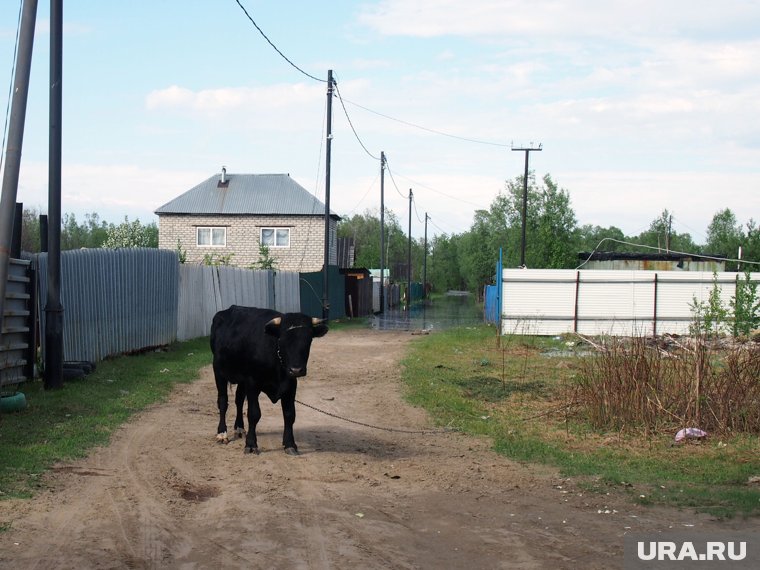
145;82;326;116
559;170;759;240
358;0;760;41
16;161;208;223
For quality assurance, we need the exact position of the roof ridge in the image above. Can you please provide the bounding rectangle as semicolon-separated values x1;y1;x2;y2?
154;172;339;218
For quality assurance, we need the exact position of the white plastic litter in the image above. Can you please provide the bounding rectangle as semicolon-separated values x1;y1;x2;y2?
674;427;707;443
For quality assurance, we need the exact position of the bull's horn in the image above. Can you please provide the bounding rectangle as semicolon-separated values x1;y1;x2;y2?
266;317;282;327
312;317;325;325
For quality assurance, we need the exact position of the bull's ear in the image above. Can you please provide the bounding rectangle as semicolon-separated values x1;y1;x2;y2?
265;317;282;337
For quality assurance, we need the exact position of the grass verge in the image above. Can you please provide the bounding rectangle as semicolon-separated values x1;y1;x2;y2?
401;325;760;518
0;337;212;500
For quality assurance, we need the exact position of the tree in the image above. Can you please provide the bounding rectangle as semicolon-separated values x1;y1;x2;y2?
428;233;466;293
705;208;743;270
458;214;499;291
743;219;760;266
337;209;383;268
20;207;42;253
575;224;627;254
61;212;111;249
337;208;423;281
250;243;277;270
102;217;158;248
533;175;578;268
635;209;697;253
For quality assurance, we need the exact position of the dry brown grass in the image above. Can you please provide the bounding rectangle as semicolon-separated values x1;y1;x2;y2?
569;336;760;436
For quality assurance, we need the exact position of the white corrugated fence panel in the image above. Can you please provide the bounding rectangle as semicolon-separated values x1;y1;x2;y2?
576;271;655;336
501;269;576;336
500;269;759;337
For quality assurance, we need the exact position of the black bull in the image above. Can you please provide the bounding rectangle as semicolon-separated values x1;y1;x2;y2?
210;306;328;455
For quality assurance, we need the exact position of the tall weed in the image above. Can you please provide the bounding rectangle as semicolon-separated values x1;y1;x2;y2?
571;336;760;434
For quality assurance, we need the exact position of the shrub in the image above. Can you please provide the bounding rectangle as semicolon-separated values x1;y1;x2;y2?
571;336;760;435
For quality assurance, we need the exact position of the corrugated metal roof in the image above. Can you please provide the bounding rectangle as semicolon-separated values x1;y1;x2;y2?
155;173;338;217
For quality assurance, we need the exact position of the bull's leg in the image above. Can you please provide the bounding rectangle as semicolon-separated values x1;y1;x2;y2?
232;383;246;440
244;388;262;455
281;388;298;455
214;367;229;443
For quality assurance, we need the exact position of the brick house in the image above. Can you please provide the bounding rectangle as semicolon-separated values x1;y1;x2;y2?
155;169;338;271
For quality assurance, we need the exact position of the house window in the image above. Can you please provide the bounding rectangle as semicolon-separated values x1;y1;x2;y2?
261;228;290;248
197;227;226;247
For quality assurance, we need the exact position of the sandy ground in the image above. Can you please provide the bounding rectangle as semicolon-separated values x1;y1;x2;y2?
1;328;758;569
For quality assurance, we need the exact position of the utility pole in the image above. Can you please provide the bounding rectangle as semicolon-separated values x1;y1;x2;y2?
0;0;38;338
666;214;672;252
511;143;542;267
322;70;334;321
379;151;385;314
407;188;412;309
45;0;64;389
423;213;429;301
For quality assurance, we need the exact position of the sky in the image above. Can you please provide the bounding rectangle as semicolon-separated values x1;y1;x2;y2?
0;0;758;244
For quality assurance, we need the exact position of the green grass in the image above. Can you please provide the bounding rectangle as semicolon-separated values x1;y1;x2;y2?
323;317;372;331
402;325;760;518
0;337;212;500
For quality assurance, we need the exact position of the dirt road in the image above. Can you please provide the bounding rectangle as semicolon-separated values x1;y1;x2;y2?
1;329;757;569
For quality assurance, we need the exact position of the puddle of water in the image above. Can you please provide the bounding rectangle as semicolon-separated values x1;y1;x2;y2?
371;294;483;331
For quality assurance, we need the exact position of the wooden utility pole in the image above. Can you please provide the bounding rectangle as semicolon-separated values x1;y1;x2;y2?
423;213;429;300
322;70;334;321
407;188;412;309
379;151;386;314
0;0;38;337
511;143;542;267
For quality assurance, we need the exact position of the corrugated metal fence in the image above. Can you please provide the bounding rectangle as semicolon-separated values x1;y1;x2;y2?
34;249;303;362
501;269;760;336
37;248;179;363
176;266;301;340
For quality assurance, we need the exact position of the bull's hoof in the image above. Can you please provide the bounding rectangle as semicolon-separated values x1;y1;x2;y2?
244;446;260;455
216;432;229;444
232;428;245;440
284;447;300;456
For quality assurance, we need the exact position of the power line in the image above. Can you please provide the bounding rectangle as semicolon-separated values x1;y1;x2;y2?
340;96;511;148
333;79;380;161
671;214;708;244
343;172;380;216
575;238;760;270
428;217;456;236
233;0;325;83
389;170;487;209
383;158;410;200
411;194;424;224
297;94;328;272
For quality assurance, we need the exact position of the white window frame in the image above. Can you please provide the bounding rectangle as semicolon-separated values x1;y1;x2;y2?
196;226;227;247
260;227;290;248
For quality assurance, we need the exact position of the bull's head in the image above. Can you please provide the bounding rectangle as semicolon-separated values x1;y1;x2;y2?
265;315;328;378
